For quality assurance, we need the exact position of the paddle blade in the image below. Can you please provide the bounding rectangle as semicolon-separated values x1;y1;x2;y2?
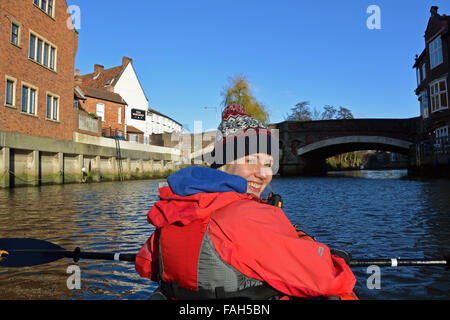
0;238;67;267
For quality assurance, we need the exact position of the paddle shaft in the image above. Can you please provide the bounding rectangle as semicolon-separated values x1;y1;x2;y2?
6;249;447;267
68;248;136;262
349;258;447;267
5;248;136;263
1;239;447;268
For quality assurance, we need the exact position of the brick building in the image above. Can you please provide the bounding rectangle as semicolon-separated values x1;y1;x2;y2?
78;56;182;144
74;75;127;138
413;6;450;140
0;0;79;141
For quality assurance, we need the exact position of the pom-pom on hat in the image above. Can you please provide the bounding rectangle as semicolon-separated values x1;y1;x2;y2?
209;104;274;169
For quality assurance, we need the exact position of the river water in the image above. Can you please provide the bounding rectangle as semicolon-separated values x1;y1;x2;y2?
0;169;449;300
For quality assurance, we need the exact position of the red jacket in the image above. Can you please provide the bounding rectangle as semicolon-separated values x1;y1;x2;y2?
135;186;356;298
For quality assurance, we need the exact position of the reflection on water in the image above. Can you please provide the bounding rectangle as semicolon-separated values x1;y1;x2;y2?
327;169;408;180
0;171;449;300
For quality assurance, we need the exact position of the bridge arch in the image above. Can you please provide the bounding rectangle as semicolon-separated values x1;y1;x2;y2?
297;136;413;157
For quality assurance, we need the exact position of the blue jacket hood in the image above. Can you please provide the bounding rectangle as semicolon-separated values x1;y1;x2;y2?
167;166;247;196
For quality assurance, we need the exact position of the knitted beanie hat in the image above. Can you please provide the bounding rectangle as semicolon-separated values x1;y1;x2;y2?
209;104;274;169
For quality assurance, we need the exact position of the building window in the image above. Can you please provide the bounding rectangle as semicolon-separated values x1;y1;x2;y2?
34;0;55;18
47;0;54;16
5;77;17;107
49;47;56;70
29;31;57;71
96;103;105;122
29;34;36;59
430;79;448;113
43;43;49;67
36;39;42;63
118;107;122;124
416;68;420;86
11;22;21;46
429;36;443;69
420;91;429;119
128;134;139;143
21;84;38;115
421;64;426;81
436;126;449;138
46;93;59;121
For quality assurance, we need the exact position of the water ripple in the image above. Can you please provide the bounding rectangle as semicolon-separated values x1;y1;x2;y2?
1;172;449;300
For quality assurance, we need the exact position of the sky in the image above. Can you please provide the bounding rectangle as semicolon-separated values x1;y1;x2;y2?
67;0;449;132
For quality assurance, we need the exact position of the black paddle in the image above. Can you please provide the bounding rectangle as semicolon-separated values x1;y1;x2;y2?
349;258;448;267
0;238;448;268
0;238;136;268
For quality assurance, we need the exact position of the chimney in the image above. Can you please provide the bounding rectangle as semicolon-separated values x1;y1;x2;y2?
94;64;104;73
74;69;83;86
122;56;133;66
430;6;439;16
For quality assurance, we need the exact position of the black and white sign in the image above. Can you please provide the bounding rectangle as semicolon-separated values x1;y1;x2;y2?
131;109;146;121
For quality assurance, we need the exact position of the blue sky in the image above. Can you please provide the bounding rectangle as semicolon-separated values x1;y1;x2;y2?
67;0;449;131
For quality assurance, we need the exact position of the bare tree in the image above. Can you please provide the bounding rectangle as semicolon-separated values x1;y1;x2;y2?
286;101;312;121
336;107;354;119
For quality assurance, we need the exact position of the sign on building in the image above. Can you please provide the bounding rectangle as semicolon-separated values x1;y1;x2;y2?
131;109;146;121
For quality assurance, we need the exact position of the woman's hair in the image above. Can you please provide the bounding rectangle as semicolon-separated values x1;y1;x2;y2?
217;164;231;173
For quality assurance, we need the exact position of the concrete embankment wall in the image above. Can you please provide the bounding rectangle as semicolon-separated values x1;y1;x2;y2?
0;131;182;188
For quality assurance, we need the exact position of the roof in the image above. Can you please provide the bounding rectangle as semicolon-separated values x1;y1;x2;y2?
74;86;86;100
80;65;124;89
413;49;426;68
80;86;127;105
126;126;144;134
78;57;149;102
148;108;183;127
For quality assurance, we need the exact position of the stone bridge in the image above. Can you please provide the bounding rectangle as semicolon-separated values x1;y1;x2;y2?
274;117;421;176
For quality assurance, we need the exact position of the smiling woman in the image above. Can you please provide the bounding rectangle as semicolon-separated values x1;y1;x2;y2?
218;153;273;197
135;105;357;300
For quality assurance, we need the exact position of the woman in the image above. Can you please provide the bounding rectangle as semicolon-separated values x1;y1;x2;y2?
135;105;356;299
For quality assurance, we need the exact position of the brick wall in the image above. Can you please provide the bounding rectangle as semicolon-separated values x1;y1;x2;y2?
0;0;78;141
78;97;126;136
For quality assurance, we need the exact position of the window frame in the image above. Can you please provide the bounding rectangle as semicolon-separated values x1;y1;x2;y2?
33;0;55;18
46;92;60;121
5;75;18;108
429;36;443;70
21;82;39;116
11;20;21;47
28;30;57;72
29;34;36;59
429;78;448;113
419;91;429;119
421;64;426;82
96;102;105;122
